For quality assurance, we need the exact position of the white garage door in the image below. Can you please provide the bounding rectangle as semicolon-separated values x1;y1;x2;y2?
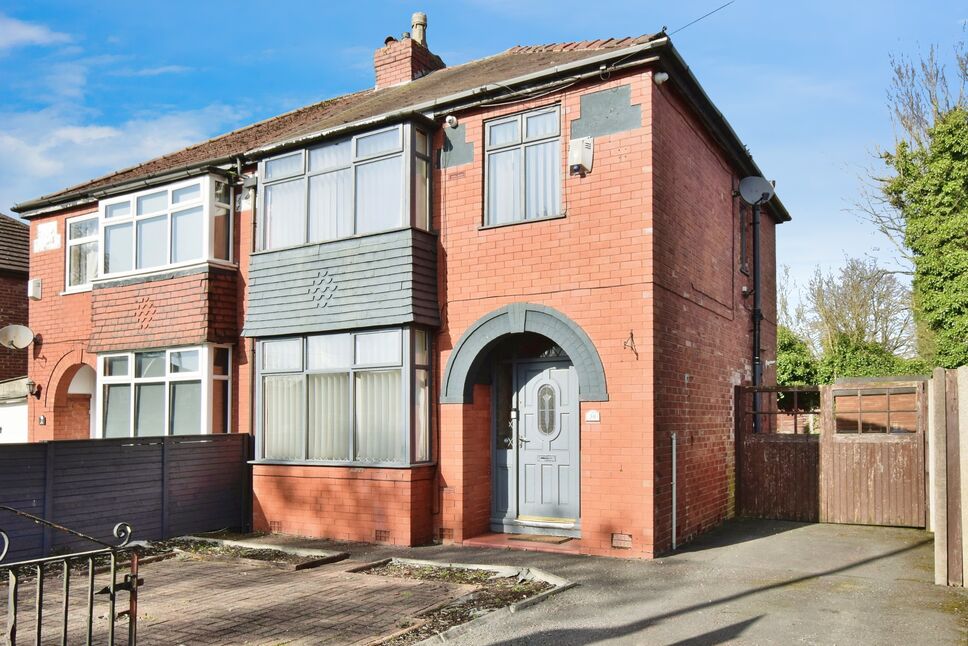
0;398;28;443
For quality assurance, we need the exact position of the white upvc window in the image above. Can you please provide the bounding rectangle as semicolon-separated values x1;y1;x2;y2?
258;123;432;251
96;345;232;438
98;175;233;279
257;327;432;465
65;214;99;291
484;105;562;226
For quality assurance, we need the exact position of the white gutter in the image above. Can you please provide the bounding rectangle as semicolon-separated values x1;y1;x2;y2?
246;37;669;158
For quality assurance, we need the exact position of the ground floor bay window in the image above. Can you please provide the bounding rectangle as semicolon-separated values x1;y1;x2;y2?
96;345;232;437
257;327;431;465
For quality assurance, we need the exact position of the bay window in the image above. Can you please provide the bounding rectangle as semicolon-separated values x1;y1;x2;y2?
97;345;232;437
258;328;432;465
65;214;99;290
259;123;431;251
485;105;561;226
99;175;233;278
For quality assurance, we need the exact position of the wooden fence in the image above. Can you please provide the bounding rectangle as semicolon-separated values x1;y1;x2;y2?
0;434;252;562
736;380;927;528
928;367;968;587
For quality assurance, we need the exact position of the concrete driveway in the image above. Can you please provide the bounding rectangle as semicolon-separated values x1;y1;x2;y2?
305;519;967;645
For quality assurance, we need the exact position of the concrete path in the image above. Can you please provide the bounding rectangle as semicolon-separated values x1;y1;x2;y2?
263;519;968;645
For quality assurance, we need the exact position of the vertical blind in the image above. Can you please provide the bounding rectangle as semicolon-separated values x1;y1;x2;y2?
264;375;304;460
525;141;560;220
260;330;426;464
308;373;350;460
355;370;403;462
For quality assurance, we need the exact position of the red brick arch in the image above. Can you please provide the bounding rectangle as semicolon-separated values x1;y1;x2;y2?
43;349;96;440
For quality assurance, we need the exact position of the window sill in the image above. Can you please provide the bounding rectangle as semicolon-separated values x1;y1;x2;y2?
94;259;238;285
251;226;436;256
60;286;93;296
249;459;436;469
478;214;566;231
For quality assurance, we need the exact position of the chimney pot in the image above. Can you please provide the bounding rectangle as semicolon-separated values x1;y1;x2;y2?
411;11;428;47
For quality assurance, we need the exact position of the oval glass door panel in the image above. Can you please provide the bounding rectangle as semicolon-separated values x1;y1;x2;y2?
537;384;557;435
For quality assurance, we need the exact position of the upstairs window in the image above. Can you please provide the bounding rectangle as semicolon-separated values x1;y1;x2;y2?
65;214;99;290
485;105;561;226
259;123;431;251
99;175;233;278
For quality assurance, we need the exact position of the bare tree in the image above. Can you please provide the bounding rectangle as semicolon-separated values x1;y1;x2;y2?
804;258;915;356
854;37;967;272
777;264;809;336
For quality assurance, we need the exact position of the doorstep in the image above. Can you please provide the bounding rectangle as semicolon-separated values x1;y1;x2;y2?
462;532;583;555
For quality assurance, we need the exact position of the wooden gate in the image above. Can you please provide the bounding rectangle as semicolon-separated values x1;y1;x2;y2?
736;387;821;522
819;380;927;527
736;379;927;528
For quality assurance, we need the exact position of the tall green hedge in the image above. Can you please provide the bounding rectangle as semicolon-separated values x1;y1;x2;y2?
884;107;968;368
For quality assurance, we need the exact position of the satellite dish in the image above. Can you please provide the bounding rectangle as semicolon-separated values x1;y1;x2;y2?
739;176;775;206
0;325;35;350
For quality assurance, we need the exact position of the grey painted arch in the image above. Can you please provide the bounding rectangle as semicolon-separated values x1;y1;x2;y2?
441;303;608;404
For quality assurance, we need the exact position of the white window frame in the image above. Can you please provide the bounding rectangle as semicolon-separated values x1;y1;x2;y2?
255;326;433;466
95;344;232;438
64;213;99;293
97;174;234;281
484;104;562;226
258;122;432;252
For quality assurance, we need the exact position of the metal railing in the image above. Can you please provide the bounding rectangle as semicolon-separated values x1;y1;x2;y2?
0;506;141;645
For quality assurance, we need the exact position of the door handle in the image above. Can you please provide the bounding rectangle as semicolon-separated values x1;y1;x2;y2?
518;436;530;447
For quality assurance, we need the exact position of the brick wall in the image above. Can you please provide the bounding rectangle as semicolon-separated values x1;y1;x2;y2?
650;83;778;554
252;464;435;545
0;270;28;380
54;394;92;440
27;204;97;441
435;69;657;557
89;268;237;353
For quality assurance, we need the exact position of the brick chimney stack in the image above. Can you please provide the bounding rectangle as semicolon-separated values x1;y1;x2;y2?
374;12;445;90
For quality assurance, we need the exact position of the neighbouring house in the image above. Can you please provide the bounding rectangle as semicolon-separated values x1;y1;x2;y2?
0;214;29;378
0;213;30;444
12;14;787;558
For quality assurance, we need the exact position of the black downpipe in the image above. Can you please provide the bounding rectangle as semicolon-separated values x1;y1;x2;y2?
751;202;762;433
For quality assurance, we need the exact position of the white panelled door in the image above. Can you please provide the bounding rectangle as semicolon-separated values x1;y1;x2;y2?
516;361;579;521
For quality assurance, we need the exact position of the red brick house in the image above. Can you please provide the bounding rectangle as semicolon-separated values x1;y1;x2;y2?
0;213;29;380
13;15;787;558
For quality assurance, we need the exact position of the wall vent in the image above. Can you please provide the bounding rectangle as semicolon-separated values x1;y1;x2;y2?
269;521;283;533
439;527;454;541
375;529;391;542
611;533;633;549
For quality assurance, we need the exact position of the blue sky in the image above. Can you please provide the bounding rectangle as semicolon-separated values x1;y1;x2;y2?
1;0;965;295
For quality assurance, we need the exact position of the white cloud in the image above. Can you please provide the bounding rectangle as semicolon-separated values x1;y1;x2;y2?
0;104;247;211
111;65;194;77
0;13;71;53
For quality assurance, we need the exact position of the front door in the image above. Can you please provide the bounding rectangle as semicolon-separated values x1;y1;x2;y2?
515;361;580;523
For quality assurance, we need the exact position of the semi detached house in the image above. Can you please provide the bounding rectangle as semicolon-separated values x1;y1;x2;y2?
14;13;788;558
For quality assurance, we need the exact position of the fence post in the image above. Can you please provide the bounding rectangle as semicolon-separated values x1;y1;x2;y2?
957;366;968;586
931;368;950;585
945;369;963;586
242;434;253;532
161;438;170;539
42;442;55;555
